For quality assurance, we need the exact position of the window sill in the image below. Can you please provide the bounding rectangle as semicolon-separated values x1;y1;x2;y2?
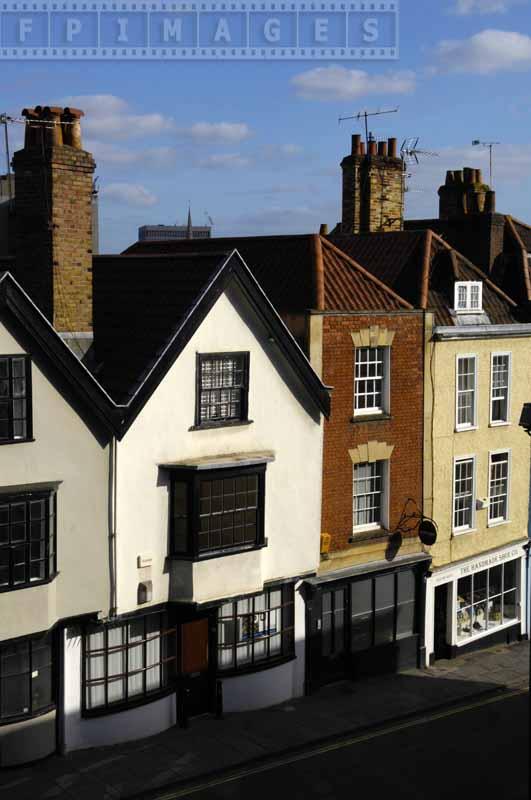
351;413;391;425
169;540;268;563
455;426;478;433
452;528;477;537
0;703;56;728
82;686;175;719
487;519;511;529
489;422;511;428
0;571;59;594
217;653;296;679
0;438;35;447
189;420;254;432
455;618;519;647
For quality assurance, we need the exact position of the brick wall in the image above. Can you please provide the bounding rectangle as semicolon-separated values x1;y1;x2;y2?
341;154;404;234
321;313;424;554
13;145;95;332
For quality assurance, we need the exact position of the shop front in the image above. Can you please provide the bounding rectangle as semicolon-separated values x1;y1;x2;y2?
425;541;528;665
303;553;431;692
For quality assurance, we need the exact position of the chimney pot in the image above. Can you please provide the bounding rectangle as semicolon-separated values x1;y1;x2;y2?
445;170;454;186
378;141;388;157
485;190;496;213
352;134;362;155
464;167;474;184
359;141;366;156
388;138;398;158
454;170;463;184
319;223;329;236
368;139;377;156
476;169;483;185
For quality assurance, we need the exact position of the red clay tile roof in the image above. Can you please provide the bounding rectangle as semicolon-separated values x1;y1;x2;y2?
329;229;520;325
124;233;411;315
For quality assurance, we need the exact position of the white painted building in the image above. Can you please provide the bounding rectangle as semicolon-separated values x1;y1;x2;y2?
0;252;329;764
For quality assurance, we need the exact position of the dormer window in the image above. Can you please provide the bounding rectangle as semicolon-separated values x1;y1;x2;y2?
454;282;483;313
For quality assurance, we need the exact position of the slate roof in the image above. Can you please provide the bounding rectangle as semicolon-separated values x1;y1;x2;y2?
123;233;412;315
329;229;520;326
91;249;331;420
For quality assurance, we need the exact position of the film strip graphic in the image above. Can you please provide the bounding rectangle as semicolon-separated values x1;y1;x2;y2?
0;1;398;59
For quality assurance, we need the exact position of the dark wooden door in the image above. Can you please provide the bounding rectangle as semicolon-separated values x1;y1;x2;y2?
434;584;450;661
180;618;211;716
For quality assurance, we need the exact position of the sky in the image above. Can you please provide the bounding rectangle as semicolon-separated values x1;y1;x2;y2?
2;0;531;252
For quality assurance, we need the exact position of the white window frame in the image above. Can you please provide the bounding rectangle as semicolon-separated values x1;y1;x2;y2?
489;352;511;427
488;449;511;527
452;455;476;534
352;460;389;534
353;346;391;417
455;354;478;432
454;281;483;313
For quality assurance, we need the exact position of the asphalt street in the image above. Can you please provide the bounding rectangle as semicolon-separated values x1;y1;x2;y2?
147;690;529;800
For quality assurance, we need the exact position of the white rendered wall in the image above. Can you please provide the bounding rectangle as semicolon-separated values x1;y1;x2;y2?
0;323;110;642
114;289;323;613
62;627;176;752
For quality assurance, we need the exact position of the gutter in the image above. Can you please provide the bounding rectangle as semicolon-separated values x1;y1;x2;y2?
433;323;531;341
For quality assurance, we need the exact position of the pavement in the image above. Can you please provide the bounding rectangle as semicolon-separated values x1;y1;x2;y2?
0;640;528;800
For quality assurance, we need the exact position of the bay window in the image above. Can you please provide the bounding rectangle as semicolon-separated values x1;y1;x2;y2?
0;491;56;591
217;585;294;673
84;612;176;713
0;633;53;722
170;465;266;558
456;560;519;641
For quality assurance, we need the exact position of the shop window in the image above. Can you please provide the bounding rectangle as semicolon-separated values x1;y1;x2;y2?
349;569;417;654
83;611;176;714
322;588;346;657
456;560;519;641
217;584;294;673
0;633;53;722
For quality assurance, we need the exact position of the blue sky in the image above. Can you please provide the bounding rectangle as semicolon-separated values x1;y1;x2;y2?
2;0;531;252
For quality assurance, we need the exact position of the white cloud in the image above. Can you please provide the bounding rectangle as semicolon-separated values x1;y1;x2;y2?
450;0;527;14
195;153;251;169
433;29;531;74
260;143;304;160
87;140;177;168
62;94;174;140
100;182;158;207
176;122;252;143
291;66;416;101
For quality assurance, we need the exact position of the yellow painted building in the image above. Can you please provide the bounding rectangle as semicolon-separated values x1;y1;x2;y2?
423;317;531;663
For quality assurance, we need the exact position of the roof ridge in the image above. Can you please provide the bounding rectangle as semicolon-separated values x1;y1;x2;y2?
321;236;413;310
430;231;518;308
508;214;531;233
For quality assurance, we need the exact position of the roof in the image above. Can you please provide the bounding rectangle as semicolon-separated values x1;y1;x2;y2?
123;233;412;316
92;249;330;422
329;229;520;326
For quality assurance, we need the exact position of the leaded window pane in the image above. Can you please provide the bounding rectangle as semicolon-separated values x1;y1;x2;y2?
0;492;56;590
0;357;30;442
198;354;248;424
198;473;260;552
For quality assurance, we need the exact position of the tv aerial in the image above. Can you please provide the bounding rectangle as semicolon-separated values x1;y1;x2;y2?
338;107;399;145
472;140;500;186
400;137;439;165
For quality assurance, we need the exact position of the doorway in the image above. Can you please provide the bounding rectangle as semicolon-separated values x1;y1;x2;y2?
434;584;450;661
180;617;212;717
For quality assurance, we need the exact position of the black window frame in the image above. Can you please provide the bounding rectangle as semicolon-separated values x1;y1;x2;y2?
170;465;267;561
0;355;33;445
0;490;57;593
216;583;295;676
193;352;250;430
0;631;55;725
82;610;177;717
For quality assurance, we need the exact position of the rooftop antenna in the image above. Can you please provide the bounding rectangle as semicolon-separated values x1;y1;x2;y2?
204;210;214;227
0;113;13;201
338;107;399;147
400;137;439;165
472;140;500;186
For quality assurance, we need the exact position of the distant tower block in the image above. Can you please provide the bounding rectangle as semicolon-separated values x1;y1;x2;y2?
341;134;405;234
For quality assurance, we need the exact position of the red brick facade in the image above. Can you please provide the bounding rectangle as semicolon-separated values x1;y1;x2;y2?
321;312;425;553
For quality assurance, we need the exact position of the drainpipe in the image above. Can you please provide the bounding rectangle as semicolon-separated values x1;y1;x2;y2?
108;436;118;618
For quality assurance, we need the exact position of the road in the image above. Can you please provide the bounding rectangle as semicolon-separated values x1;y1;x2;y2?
148;690;529;800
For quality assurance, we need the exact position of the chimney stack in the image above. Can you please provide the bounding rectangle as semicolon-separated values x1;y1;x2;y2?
13;105;95;334
340;133;405;234
438;166;495;222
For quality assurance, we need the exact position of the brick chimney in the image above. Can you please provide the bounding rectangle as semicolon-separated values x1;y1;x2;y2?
340;134;404;234
13;105;95;333
438;168;496;220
